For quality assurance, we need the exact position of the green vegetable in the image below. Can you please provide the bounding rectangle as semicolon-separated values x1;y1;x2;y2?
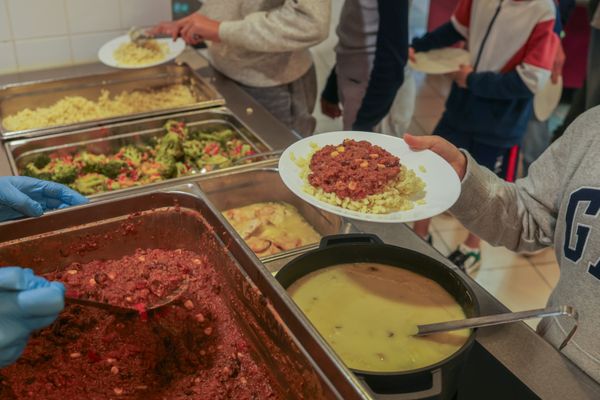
156;131;183;160
182;139;204;160
164;120;189;138
175;162;188;177
155;154;177;179
99;159;125;179
50;160;78;184
17;119;252;196
193;128;235;144
119;146;143;167
74;152;108;174
32;154;51;169
204;154;230;166
72;173;108;195
23;163;52;181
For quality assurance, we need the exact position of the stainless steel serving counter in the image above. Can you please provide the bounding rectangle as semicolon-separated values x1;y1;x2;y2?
0;51;599;399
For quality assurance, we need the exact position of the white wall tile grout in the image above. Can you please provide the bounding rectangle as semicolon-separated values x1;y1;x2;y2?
5;0;18;73
62;0;74;68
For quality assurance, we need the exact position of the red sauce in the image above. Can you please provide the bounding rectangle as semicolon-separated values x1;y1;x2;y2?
308;139;401;200
0;249;281;399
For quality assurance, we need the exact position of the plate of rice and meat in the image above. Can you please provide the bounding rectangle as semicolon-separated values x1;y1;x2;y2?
99;34;185;69
278;131;461;223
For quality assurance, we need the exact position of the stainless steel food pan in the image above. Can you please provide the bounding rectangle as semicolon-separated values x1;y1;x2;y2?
0;63;224;139
195;166;348;264
0;190;365;400
5;107;272;199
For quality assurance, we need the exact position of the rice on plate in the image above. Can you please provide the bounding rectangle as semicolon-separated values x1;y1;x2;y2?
113;40;169;67
293;140;426;214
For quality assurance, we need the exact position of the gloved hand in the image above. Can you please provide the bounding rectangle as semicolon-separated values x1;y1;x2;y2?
0;267;65;368
0;176;88;222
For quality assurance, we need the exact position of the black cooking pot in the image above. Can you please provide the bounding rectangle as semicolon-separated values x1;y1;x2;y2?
276;234;480;400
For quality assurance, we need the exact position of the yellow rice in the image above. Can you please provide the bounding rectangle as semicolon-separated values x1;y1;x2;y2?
113;40;169;66
2;84;197;132
295;143;426;214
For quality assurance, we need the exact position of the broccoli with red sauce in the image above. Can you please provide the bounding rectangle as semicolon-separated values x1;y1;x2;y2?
20;120;256;196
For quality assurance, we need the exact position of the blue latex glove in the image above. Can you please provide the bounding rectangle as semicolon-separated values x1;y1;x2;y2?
0;176;88;222
0;267;65;367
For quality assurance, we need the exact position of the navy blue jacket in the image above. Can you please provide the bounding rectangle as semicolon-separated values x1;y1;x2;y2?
412;23;535;148
412;1;562;148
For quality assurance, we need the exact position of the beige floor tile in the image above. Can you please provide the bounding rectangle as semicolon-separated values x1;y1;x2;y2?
436;229;532;269
523;247;558;265
314;114;343;134
407;119;427;136
473;266;552;312
425;74;452;97
534;261;561;289
431;213;465;232
431;229;450;255
415;82;444;99
413;96;446;118
414;116;440;135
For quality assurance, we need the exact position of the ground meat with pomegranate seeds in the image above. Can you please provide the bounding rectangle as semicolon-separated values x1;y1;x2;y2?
308;139;401;200
0;249;281;400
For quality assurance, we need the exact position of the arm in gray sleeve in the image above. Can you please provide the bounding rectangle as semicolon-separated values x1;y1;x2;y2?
218;0;331;53
450;124;575;253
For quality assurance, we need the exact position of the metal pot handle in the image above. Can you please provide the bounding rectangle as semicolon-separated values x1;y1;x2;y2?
319;234;384;248
356;369;442;400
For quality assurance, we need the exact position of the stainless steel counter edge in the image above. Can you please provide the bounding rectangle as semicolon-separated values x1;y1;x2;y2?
0;51;598;399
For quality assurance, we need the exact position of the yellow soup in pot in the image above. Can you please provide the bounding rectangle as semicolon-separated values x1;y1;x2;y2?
288;263;470;372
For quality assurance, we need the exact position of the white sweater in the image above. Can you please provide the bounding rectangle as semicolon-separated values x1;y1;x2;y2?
200;0;331;87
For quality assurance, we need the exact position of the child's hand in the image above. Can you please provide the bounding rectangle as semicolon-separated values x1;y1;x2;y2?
408;47;416;63
320;98;342;119
404;134;467;180
451;64;473;88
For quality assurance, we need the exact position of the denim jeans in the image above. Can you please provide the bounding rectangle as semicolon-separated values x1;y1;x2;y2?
521;116;552;176
586;27;600;108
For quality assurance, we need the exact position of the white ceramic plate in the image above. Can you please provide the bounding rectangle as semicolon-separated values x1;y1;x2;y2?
278;131;461;223
98;34;186;69
534;76;562;121
409;48;471;74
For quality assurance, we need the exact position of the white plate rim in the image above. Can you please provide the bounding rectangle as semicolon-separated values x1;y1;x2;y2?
98;34;186;69
278;131;461;223
534;76;563;121
409;47;471;75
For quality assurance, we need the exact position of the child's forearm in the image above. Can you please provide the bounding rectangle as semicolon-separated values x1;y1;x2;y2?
411;22;464;53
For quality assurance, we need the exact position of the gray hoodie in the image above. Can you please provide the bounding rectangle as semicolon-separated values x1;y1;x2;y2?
200;0;331;87
450;106;600;382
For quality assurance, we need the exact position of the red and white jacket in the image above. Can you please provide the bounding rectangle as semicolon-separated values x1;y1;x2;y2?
411;0;560;147
452;0;559;93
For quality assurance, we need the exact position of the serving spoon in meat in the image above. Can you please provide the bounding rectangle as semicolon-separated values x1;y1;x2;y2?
65;278;189;315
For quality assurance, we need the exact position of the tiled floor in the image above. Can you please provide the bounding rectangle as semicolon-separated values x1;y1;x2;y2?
311;0;561;329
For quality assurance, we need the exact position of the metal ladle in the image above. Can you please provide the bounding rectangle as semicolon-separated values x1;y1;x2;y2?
415;305;578;350
65;279;189;315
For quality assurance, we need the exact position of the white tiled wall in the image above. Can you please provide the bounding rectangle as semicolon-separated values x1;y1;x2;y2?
0;0;171;75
